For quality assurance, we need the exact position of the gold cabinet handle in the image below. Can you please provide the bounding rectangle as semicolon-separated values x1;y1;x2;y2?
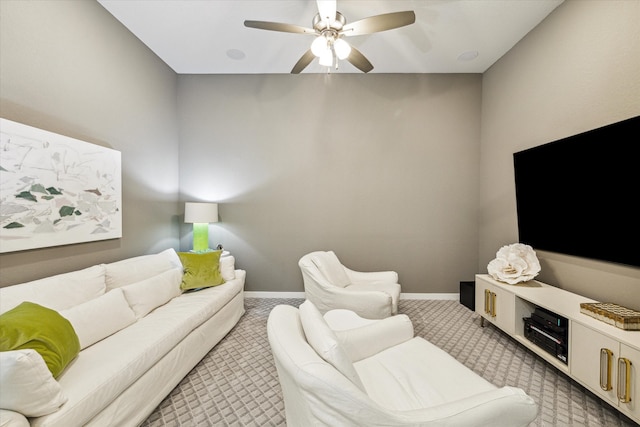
491;292;497;318
484;289;491;314
600;348;613;391
617;357;632;403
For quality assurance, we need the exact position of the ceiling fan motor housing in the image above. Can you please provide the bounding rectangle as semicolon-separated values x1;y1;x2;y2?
313;11;346;32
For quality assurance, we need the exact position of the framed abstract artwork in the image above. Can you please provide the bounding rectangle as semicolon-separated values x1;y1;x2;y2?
0;118;122;253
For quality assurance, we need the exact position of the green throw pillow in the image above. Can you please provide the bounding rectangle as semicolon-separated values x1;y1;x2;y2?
178;250;225;291
0;302;80;378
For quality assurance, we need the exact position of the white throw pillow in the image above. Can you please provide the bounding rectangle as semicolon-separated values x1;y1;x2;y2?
298;300;365;390
0;350;67;417
121;268;183;319
0;265;106;315
310;251;351;288
59;288;136;350
220;255;236;281
104;249;180;291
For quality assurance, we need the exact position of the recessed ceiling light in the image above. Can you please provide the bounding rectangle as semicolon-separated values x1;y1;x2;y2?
226;49;246;60
457;50;479;61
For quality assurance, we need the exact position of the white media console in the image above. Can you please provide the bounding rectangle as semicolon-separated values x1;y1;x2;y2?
475;274;640;424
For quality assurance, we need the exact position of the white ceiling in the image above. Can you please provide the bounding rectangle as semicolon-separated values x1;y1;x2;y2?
98;0;564;74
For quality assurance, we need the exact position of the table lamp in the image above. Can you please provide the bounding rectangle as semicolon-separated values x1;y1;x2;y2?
184;202;218;252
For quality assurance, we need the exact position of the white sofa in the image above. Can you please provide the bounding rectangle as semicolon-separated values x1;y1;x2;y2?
267;300;538;426
299;251;401;319
0;248;246;427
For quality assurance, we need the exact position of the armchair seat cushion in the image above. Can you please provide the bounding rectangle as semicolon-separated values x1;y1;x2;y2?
355;337;495;411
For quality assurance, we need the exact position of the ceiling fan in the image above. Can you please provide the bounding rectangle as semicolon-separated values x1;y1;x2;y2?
244;0;416;74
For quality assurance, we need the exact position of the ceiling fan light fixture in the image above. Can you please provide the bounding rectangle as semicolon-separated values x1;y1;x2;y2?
311;35;329;57
319;49;333;66
333;38;351;60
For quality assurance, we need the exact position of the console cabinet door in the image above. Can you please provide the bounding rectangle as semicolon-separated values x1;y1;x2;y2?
618;343;640;421
475;278;515;335
570;322;619;406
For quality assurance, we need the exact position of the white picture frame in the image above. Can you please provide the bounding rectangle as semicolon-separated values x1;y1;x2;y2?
0;118;122;253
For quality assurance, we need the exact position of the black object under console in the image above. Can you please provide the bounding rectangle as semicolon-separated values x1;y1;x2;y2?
523;306;569;365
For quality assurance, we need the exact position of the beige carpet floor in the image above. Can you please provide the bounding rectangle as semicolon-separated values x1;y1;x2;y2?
142;298;638;426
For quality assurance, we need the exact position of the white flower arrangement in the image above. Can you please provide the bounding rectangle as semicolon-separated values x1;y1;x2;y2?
487;243;541;284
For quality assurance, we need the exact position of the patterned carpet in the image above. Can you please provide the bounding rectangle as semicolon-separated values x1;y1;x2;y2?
142;298;638;426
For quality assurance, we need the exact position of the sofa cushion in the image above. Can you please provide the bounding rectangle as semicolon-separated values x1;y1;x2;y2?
33;277;244;427
0;265;106;315
298;300;365;391
309;251;351;288
104;248;181;291
121;268;183;319
0;350;67;417
0;302;80;378
354;337;496;411
59;288;136;349
220;255;236;281
178;251;225;291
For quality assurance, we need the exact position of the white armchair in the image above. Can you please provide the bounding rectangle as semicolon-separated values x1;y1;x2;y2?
267;300;538;427
298;251;401;319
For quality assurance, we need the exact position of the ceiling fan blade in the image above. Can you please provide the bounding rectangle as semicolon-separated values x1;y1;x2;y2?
244;20;315;34
341;11;416;36
316;0;337;25
346;46;374;73
291;49;316;74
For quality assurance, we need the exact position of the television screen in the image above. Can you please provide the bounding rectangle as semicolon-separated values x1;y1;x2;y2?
513;115;640;268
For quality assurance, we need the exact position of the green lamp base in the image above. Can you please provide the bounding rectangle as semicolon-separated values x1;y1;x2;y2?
192;223;210;252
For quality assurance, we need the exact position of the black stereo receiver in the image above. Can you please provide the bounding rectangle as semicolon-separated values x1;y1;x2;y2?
524;307;569;364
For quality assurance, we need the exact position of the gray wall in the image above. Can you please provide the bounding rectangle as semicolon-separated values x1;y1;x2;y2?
479;0;640;309
2;0;638;306
178;74;482;293
0;0;180;286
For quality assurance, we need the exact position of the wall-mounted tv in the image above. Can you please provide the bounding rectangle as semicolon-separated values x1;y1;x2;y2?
513;115;640;268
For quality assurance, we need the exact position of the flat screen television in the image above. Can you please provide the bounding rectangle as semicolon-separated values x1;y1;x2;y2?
513;115;640;268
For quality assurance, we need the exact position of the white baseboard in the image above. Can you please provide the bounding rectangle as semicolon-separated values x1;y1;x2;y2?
244;291;305;299
400;293;459;300
244;291;460;301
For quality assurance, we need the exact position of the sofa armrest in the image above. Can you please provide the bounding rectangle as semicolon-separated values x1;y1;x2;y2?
0;410;30;427
231;269;246;284
343;267;398;284
334;315;414;362
389;386;538;427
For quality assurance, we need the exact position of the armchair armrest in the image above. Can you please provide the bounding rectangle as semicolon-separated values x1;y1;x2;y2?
333;314;414;362
344;267;398;284
311;286;395;319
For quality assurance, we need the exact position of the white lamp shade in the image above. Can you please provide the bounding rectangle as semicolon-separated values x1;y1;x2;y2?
319;49;333;66
184;202;218;223
311;36;328;57
334;38;351;60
